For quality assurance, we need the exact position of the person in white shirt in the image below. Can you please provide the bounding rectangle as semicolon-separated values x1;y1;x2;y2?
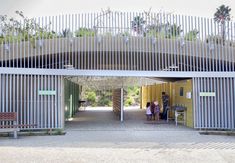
146;102;152;121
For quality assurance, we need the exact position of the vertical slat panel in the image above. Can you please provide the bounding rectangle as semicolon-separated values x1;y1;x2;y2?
214;77;217;128
227;78;231;129
193;78;196;128
33;75;36;128
50;16;53;69
221;77;224;128
210;18;214;71
45;16;48;69
216;77;220;128
232;78;235;129
6;74;9;113
27;75;29;126
47;75;50;128
0;75;1;113
223;77;227;128
231;22;234;71
210;78;214;128
208;77;211;128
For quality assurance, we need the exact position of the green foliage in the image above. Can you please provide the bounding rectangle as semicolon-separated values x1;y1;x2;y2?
185;29;199;41
75;28;95;37
131;16;146;35
0;34;21;44
0;11;59;46
82;87;139;107
60;28;73;38
125;96;134;106
124;86;140;106
165;24;181;39
214;4;231;45
30;30;58;48
134;87;140;95
82;89;113;107
98;96;111;106
85;91;96;104
206;35;223;45
145;29;159;37
214;4;231;24
145;23;181;39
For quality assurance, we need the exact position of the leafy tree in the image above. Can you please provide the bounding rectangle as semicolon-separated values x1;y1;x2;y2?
124;86;140;106
206;35;223;45
85;91;97;105
165;24;181;39
131;16;146;35
145;23;181;39
184;29;199;41
0;11;58;46
75;28;95;37
214;4;231;45
125;96;134;106
98;96;111;106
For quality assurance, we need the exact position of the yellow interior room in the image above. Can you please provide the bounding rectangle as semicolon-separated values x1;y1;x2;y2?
141;79;193;127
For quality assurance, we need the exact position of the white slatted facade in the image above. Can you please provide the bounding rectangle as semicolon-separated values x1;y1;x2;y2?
0;74;64;129
0;13;234;72
193;77;235;129
0;12;235;130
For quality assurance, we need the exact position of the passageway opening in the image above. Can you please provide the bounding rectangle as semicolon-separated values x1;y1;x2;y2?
63;76;193;129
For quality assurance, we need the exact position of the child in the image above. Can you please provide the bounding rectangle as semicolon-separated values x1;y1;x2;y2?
154;100;160;121
146;102;152;121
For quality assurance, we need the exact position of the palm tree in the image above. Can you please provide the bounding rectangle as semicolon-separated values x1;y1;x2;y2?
131;16;146;35
214;4;231;45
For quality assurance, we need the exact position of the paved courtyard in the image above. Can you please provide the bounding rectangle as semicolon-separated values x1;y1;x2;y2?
0;107;235;163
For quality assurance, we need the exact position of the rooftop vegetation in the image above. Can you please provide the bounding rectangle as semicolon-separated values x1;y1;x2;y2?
0;6;234;47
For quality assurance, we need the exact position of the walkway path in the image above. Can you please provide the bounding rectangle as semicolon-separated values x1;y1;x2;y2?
0;107;235;163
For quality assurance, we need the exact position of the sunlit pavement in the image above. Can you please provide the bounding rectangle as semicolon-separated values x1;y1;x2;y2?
0;107;235;163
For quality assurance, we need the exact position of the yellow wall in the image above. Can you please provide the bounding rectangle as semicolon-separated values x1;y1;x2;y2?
174;80;193;127
141;80;193;128
141;82;172;109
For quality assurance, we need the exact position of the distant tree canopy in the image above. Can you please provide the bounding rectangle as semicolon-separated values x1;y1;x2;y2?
75;28;95;37
184;29;199;41
1;9;234;46
145;23;182;39
0;11;57;44
214;4;232;45
131;16;146;35
83;86;140;107
214;5;231;24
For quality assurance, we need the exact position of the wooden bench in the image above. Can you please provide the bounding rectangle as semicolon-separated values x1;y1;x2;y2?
0;112;19;138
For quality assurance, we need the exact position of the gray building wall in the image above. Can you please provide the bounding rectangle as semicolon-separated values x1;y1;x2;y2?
0;12;235;130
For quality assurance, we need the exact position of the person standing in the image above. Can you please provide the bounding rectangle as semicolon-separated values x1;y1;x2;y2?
150;102;156;120
154;100;160;121
146;102;152;121
162;92;169;120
